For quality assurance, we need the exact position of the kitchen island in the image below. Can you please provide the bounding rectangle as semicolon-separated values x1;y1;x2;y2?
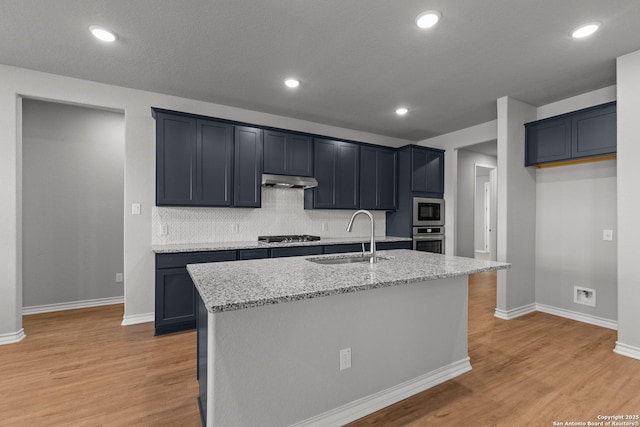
188;250;510;427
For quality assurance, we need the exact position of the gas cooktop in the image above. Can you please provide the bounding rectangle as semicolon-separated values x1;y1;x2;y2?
258;235;321;243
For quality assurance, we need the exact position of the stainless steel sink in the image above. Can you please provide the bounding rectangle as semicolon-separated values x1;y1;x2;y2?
306;255;389;265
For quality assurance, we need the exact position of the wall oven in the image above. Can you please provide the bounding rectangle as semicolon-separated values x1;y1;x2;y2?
413;197;445;227
412;226;445;254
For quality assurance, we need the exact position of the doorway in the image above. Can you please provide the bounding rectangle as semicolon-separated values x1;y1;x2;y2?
474;164;497;261
22;99;125;315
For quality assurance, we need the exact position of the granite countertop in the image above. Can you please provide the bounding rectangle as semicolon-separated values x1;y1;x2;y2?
187;250;511;313
152;236;412;253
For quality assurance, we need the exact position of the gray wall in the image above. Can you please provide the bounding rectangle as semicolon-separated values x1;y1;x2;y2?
617;49;640;355
535;160;617;320
456;149;497;258
22;99;124;307
496;97;537;315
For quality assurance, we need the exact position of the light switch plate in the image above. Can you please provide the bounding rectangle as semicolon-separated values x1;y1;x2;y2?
603;229;613;241
131;203;141;215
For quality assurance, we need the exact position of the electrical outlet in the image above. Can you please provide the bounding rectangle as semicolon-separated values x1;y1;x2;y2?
339;348;351;371
231;224;239;234
116;273;123;283
131;203;141;215
603;229;613;241
160;225;169;235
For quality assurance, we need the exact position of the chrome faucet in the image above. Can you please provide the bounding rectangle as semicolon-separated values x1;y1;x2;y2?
346;209;377;264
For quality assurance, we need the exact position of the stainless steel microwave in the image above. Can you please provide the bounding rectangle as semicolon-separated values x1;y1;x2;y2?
413;197;445;226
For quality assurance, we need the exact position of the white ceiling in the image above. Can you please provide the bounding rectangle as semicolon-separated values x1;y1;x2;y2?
3;1;640;141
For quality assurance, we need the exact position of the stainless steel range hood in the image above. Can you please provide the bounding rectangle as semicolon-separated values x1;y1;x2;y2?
261;174;318;189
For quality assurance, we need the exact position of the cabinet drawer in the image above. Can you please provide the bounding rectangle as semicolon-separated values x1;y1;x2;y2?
376;241;412;250
238;248;270;260
156;250;237;269
323;244;363;254
270;246;323;258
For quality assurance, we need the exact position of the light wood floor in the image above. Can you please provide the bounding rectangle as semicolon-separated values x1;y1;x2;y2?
1;274;639;426
0;306;200;427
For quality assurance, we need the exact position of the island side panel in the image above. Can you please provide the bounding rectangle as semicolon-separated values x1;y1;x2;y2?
207;275;469;427
196;293;207;426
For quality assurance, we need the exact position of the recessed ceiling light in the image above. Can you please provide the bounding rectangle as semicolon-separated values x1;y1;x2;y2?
284;78;300;88
415;10;441;29
89;25;118;42
571;22;601;38
395;107;409;116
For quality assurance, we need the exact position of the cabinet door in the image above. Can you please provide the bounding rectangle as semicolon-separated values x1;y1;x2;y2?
263;131;313;176
336;142;360;209
411;147;444;195
155;267;196;334
571;103;616;159
312;139;338;208
525;118;571;166
287;134;313;176
197;119;233;206
263;130;288;175
360;146;397;210
156;113;196;205
359;147;378;209
377;149;397;210
425;150;444;194
234;126;263;207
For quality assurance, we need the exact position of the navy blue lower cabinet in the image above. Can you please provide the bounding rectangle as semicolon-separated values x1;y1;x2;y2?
155;250;237;335
155;268;197;335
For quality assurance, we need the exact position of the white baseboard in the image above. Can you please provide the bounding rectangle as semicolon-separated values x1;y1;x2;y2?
290;357;472;427
494;303;536;320
536;303;617;330
614;342;640;361
121;312;154;326
22;296;124;315
0;328;26;346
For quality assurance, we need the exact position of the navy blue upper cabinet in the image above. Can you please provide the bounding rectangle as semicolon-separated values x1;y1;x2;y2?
156;113;197;205
571;103;617;158
263;130;313;176
525;117;571;166
155;110;260;207
410;147;444;194
525;102;616;167
360;146;397;210
306;139;359;209
198;119;233;206
234;126;263;208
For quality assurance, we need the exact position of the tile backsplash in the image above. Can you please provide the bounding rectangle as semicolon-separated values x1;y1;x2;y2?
152;187;386;245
